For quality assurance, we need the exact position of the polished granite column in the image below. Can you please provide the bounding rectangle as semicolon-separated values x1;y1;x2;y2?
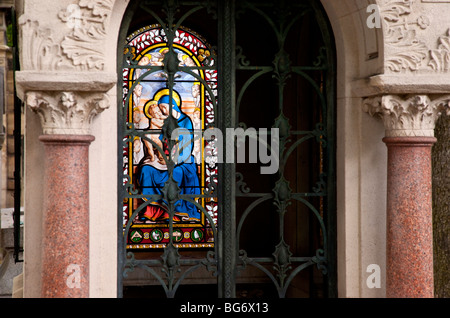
383;136;435;298
39;134;94;298
25;91;109;298
363;94;450;298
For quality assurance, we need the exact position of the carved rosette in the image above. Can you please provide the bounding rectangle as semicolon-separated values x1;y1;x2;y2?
26;91;110;135
363;94;450;137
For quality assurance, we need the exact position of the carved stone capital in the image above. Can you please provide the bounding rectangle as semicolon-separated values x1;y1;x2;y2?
25;91;110;135
363;94;450;137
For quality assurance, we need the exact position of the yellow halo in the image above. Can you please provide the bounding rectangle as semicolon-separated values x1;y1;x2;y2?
143;100;158;119
153;88;182;108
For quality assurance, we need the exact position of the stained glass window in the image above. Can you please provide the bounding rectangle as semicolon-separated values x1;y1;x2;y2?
122;25;218;249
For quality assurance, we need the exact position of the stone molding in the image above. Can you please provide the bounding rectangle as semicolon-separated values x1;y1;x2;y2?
14;71;117;99
15;70;116;135
352;74;450;97
363;94;450;137
25;90;110;135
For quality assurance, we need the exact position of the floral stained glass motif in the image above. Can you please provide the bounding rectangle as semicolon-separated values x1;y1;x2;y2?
122;25;218;249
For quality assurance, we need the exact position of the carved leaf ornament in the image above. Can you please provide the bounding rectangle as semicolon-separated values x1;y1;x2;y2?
381;0;429;72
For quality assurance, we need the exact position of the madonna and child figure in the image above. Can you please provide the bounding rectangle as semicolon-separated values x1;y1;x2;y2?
136;89;201;223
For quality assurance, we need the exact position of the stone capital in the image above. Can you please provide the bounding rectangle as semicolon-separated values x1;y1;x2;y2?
25;90;110;135
16;70;116;135
363;94;450;137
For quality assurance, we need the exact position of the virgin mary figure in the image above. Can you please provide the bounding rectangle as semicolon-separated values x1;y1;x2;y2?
137;89;201;222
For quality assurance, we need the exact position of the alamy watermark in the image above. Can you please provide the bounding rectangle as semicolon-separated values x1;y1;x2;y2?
366;4;382;29
366;264;381;289
170;127;280;175
64;4;83;30
66;264;81;289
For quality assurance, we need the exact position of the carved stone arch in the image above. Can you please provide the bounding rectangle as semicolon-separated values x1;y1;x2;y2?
321;0;384;81
320;0;388;297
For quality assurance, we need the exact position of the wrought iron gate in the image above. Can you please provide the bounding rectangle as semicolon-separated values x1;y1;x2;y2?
118;0;336;298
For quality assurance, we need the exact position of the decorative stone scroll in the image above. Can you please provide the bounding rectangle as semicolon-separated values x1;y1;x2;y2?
429;29;450;71
362;94;450;137
380;0;430;72
58;0;114;71
18;0;113;71
379;0;450;73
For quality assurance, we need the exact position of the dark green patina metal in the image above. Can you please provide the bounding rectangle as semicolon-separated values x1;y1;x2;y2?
117;0;336;298
234;0;336;298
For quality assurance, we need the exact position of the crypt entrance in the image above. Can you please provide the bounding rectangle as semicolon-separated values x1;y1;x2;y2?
117;0;336;298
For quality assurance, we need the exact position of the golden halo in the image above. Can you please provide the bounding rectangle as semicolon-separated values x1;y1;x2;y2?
143;100;157;119
153;89;182;108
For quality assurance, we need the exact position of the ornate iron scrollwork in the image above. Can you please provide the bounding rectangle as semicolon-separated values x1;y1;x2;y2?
119;0;335;298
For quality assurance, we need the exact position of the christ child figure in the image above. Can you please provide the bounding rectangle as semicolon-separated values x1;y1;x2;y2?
144;101;166;165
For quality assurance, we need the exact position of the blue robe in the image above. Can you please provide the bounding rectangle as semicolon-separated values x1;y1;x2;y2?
138;101;200;220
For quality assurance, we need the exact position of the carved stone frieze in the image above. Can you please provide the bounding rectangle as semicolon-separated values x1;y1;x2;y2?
379;0;450;73
25;91;110;135
380;0;430;72
58;0;114;70
18;18;69;71
363;94;450;137
18;0;113;71
429;29;450;71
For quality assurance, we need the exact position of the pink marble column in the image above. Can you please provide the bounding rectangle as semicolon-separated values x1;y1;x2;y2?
383;136;435;298
39;134;95;298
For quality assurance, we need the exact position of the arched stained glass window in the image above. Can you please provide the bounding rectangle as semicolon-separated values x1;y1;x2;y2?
122;25;218;249
119;0;337;299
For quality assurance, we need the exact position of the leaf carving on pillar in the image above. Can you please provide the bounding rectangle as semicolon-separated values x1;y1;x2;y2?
19;0;113;71
26;91;110;135
380;0;430;72
429;29;450;71
18;19;68;71
363;94;450;137
60;25;107;70
58;0;114;71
